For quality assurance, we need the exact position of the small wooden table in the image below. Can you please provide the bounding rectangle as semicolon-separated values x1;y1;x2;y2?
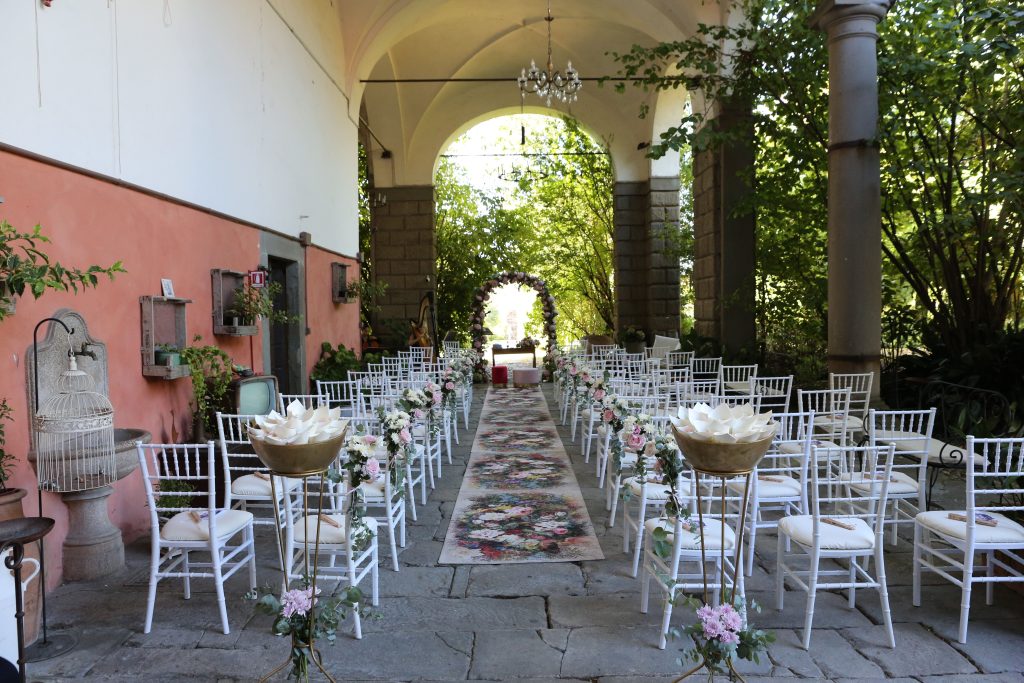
492;345;537;368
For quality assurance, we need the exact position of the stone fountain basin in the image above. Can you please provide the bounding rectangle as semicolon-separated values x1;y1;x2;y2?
112;427;152;481
30;427;153;485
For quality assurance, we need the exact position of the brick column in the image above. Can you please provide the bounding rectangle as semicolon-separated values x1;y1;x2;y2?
692;105;756;353
372;185;436;329
614;179;681;337
647;176;682;337
614;181;648;333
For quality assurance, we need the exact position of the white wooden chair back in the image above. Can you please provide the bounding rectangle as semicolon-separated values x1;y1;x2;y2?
830;372;873;422
690;357;722;382
809;444;897;544
798;388;852;444
753;375;794;412
719;364;758;393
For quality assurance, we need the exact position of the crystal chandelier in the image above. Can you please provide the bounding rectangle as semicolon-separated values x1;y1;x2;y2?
517;0;581;107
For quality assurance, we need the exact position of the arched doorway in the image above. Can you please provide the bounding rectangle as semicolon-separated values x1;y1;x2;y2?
470;272;557;371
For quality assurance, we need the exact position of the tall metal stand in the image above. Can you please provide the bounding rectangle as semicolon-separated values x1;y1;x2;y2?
672;467;755;683
259;470;335;683
26;317;78;662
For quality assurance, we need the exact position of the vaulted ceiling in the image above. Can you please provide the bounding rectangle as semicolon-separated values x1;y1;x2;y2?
328;0;735;184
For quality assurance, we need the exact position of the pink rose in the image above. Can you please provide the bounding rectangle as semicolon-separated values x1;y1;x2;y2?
399;428;411;444
593;388;605;400
365;457;381;479
603;409;614;422
445;381;455;390
432;392;442;404
626;433;646;450
414;409;424;419
365;435;378;446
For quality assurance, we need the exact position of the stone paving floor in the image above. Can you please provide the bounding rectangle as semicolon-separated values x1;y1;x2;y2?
30;386;1024;682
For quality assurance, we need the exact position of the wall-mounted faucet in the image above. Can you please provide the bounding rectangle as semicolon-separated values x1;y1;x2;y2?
73;342;98;361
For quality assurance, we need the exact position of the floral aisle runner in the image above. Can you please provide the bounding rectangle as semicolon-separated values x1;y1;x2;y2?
440;386;604;564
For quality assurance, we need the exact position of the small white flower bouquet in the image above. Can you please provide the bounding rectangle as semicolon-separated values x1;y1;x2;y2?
671;402;777;444
247;400;347;445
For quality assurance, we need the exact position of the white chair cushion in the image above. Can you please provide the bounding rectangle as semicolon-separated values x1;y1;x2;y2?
162;509;253;542
780;439;839;455
357;479;387;498
724;380;752;394
813;414;862;431
232;474;301;497
916;510;1024;544
841;470;919;495
293;514;377;544
778;514;875;550
625;477;691;501
644;517;735;550
733;475;802;498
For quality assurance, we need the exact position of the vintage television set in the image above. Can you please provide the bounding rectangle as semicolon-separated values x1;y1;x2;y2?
229;374;279;415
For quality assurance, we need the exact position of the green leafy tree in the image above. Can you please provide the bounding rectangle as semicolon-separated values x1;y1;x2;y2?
611;0;1024;368
434;158;539;342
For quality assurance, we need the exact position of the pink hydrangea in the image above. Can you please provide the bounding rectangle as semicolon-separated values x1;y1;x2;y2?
281;586;320;618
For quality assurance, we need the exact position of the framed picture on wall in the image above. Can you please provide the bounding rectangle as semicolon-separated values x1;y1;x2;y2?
160;278;175;298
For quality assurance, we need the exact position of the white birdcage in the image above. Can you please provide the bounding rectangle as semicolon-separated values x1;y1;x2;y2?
33;354;116;492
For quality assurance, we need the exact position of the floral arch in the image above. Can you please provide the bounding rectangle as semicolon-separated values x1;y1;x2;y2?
469;271;558;361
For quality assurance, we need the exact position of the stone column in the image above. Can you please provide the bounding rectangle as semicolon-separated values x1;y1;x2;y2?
647;177;682;337
692;105;756;353
812;0;890;397
613;181;648;333
614;179;682;337
371;185;436;334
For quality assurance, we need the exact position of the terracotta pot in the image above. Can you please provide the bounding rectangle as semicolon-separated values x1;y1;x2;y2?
0;489;42;645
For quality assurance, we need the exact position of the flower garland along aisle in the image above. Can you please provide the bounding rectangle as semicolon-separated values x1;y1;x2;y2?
662;404;777;681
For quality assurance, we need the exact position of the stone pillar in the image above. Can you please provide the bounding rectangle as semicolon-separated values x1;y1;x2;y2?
647;177;682;337
692;105;756;353
613;181;648;333
371;185;436;334
614;179;682;337
812;0;890;397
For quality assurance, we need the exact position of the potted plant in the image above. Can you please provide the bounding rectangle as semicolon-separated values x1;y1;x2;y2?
227;280;295;329
310;342;361;391
619;325;647;354
154;343;181;367
179;336;233;441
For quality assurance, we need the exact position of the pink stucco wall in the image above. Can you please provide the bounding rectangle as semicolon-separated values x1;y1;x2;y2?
0;150;359;589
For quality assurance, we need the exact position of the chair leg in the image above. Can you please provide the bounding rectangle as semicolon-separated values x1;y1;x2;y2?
801;552;820;650
959;550;975;644
848;558;857;608
372;543;380;606
986;552;994;605
388;509;400;573
144;543;160;634
745;503;758;577
399;504;407;547
659;592;674;650
776;531;785;611
912;523;922;607
631;503;647;579
182;551;191;599
211;545;230;635
640;538;652;614
246;525;257;590
875;546;895;648
352;602;362;640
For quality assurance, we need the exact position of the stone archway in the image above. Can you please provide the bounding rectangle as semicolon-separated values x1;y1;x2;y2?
469;271;558;369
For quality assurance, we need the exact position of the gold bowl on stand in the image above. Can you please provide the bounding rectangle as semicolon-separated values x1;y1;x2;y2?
249;426;348;477
671;426;774;476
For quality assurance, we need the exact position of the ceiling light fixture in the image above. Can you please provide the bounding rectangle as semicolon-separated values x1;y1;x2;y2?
517;0;581;107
